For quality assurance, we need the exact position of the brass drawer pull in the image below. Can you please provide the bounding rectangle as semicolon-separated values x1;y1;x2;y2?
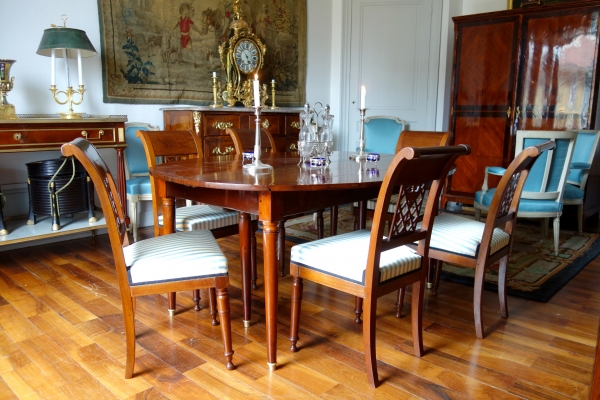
13;133;21;140
262;119;270;129
291;121;300;129
212;122;233;130
212;146;235;155
289;143;298;150
99;130;104;136
81;131;88;138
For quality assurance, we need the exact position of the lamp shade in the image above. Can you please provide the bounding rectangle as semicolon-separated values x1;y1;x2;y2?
36;27;97;58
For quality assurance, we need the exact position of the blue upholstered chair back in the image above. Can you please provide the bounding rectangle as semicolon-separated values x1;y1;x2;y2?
567;130;600;187
125;123;155;177
517;131;577;202
363;116;406;154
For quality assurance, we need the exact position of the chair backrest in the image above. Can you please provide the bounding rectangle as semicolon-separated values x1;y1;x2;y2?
567;130;600;188
395;130;451;153
124;122;157;178
226;127;277;155
364;145;470;289
61;138;131;292
515;130;577;202
136;130;204;232
363;116;407;154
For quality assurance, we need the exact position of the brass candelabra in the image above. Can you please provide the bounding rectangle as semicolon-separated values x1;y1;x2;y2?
51;84;86;119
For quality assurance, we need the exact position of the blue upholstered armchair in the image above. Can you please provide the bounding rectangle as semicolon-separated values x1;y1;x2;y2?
562;130;600;233
363;116;406;154
474;130;577;255
124;122;157;242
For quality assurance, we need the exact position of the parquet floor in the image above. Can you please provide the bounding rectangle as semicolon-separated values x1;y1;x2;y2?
0;224;598;399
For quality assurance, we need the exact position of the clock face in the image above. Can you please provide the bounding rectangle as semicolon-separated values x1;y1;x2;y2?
234;39;259;74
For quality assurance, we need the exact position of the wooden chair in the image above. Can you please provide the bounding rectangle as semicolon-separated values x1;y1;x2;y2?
416;140;556;339
226;126;326;280
288;145;470;387
61;138;234;378
137;130;257;326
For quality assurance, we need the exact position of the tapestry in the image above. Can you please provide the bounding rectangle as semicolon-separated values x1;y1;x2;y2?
97;0;306;106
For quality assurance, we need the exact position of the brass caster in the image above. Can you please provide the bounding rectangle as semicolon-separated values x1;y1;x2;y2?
267;362;277;372
52;224;60;231
168;309;175;317
243;320;251;328
89;217;97;223
0;229;7;236
27;220;35;225
427;282;433;289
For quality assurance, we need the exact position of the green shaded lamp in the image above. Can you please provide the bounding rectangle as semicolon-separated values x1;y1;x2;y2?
36;15;97;119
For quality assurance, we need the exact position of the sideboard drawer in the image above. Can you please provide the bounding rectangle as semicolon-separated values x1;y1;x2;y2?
0;126;120;151
205;136;236;156
284;115;301;135
253;115;281;135
204;114;242;136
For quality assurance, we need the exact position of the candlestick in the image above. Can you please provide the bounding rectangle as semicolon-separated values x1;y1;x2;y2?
51;49;55;86
243;106;273;174
253;74;260;107
350;107;367;161
360;86;366;109
213;71;217;78
77;50;82;86
62;49;70;88
210;74;222;108
270;79;279;110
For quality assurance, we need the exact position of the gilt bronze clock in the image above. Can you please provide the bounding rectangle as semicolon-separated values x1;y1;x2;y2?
234;38;261;75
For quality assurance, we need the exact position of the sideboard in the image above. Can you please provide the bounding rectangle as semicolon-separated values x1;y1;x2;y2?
0;115;127;246
162;106;303;155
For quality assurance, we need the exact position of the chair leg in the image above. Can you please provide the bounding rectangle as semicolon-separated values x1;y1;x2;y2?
474;208;482;222
432;259;443;296
354;297;363;324
238;213;252;327
251;220;258;290
498;255;509;318
278;221;285;277
316;210;324;239
330;206;338;236
193;289;201;311
168;292;176;316
129;198;139;242
540;218;549;238
473;264;486;339
123;297;136;379
411;279;425;357
216;287;234;370
290;276;303;352
395;288;405;318
553;216;560;256
577;204;583;235
208;288;219;326
362;296;379;388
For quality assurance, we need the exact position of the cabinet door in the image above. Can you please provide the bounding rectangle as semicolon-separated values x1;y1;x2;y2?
516;6;600;131
449;17;520;200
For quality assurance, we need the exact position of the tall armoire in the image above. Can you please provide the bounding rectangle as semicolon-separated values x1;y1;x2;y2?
444;0;600;219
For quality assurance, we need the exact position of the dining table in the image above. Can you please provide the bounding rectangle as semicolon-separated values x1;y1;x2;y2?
150;150;395;370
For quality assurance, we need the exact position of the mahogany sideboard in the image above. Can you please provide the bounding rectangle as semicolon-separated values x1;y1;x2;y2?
162;106;302;155
0;115;128;246
443;0;600;220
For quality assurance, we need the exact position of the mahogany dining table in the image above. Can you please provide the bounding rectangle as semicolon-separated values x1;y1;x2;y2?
150;151;395;370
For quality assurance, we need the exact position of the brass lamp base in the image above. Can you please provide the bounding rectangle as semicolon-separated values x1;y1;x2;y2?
58;111;85;119
0;104;17;119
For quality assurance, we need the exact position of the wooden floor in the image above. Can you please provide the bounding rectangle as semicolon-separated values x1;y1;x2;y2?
0;222;598;399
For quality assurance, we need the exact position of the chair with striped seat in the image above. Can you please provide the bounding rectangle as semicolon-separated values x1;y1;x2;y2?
137;130;257;325
288;145;470;388
424;140;556;339
562;130;600;234
61;138;234;378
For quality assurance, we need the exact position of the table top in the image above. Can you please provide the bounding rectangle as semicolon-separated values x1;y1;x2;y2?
150;151;395;192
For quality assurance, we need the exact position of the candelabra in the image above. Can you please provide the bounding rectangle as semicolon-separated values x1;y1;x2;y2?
51;84;86;119
210;74;222;108
243;106;273;174
270;80;279;109
350;108;367;161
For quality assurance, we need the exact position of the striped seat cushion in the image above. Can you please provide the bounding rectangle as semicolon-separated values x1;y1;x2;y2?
123;230;228;286
290;230;422;285
157;205;242;231
429;213;510;258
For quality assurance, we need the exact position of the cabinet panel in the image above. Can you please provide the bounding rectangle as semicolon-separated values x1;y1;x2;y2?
204;114;243;136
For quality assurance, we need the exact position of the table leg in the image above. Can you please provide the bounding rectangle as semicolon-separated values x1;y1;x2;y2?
162;196;176;316
330;206;338;237
355;200;367;323
263;220;280;371
238;212;252;327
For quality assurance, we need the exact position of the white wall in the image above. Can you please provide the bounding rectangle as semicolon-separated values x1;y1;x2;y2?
462;0;506;14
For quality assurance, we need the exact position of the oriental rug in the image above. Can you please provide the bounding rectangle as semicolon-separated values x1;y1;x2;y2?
284;205;600;302
97;0;306;105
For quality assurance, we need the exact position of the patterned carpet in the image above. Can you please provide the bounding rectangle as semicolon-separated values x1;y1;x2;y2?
284;205;600;301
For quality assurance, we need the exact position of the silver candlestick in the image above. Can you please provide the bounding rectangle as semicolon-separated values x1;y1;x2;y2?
350;108;367;161
243;106;273;174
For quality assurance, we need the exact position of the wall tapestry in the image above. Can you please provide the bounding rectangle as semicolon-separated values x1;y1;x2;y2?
97;0;306;106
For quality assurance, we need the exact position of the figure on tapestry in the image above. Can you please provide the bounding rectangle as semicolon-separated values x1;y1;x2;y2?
172;2;202;67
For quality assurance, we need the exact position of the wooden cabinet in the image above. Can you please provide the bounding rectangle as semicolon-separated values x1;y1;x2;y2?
162;107;302;156
444;1;600;218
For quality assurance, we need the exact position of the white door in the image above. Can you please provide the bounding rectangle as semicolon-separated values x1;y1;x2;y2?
342;0;442;151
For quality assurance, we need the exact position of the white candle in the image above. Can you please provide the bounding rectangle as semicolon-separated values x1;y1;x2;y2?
63;49;71;87
360;86;366;109
212;71;217;78
253;74;260;107
272;79;275;83
77;49;82;86
51;49;55;85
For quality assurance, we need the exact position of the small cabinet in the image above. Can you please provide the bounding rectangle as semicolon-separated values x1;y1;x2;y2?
162;107;302;156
